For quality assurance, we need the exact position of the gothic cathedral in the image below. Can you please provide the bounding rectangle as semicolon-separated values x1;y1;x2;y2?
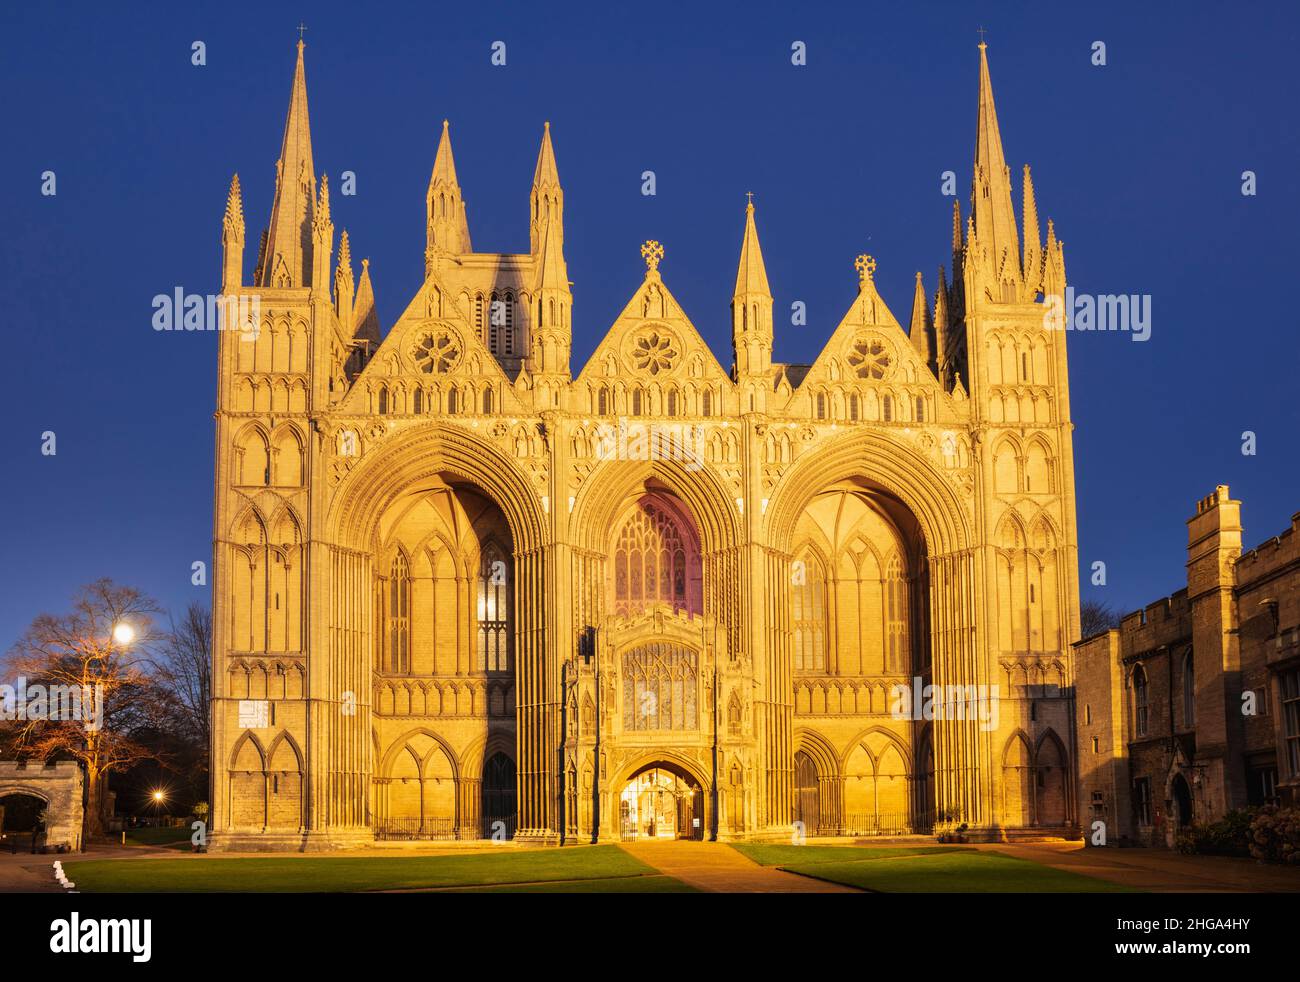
210;39;1081;849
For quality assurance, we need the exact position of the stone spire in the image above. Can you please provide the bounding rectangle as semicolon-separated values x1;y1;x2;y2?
933;265;951;383
258;39;316;288
909;271;934;367
221;173;245;293
311;172;334;291
334;229;355;333
971;41;1020;285
529;200;572;382
529;121;563;254
352;258;380;346
1021;164;1042;296
731;195;773;381
426;120;472;272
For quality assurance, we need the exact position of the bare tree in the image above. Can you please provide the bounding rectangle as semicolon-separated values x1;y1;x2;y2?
3;580;167;842
156;603;211;752
1079;599;1121;639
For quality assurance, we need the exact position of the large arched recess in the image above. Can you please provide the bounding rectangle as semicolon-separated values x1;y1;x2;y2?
569;455;740;558
329;424;548;554
765;429;970;558
324;423;551;835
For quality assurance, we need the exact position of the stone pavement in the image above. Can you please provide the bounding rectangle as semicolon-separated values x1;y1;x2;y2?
617;840;860;892
0;849;68;893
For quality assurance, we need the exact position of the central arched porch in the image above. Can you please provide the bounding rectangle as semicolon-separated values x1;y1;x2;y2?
607;754;713;842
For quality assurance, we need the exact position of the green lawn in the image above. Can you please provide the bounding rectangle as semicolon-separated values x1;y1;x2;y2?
123;827;193;850
731;844;1130;893
65;844;678;893
732;844;963;867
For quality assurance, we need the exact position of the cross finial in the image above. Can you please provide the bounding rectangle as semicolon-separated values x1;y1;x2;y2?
297;22;308;42
976;25;987;47
746;191;754;206
855;254;877;286
641;240;664;273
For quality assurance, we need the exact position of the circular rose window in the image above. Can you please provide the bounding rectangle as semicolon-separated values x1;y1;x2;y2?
630;330;678;375
412;331;461;374
847;337;891;379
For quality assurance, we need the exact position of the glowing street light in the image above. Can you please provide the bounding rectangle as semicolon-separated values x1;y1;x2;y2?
112;622;135;645
152;790;165;803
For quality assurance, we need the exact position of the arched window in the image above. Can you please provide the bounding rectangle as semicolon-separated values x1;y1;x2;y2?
791;550;826;672
622;643;698;731
1133;664;1149;736
478;543;511;672
883;395;893;422
388;551;409;673
815;393;826;420
1182;650;1196;728
413;388;423;415
597;387;609;415
482;388;493;414
884;553;909;674
666;390;677;417
849;394;859;421
377;386;389;415
611;498;701;617
481;753;515;838
915;396;925;422
448;389;458;414
631;389;643;416
701;390;712;417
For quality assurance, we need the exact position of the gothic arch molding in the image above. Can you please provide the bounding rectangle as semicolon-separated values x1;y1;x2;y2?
766;429;970;558
329;424;547;554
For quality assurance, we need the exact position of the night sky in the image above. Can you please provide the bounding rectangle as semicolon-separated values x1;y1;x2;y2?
2;0;1296;646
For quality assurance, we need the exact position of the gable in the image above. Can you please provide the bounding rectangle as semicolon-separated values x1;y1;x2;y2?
573;272;735;415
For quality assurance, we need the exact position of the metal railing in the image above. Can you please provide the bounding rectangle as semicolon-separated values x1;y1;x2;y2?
840;813;914;836
373;817;458;841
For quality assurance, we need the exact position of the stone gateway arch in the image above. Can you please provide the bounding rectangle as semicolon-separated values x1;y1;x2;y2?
209;39;1080;849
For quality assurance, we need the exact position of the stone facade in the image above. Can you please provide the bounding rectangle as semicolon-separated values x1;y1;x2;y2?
1075;486;1300;847
209;39;1082;849
0;760;84;851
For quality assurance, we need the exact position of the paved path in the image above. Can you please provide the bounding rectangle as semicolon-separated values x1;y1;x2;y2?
0;850;67;893
618;840;860;892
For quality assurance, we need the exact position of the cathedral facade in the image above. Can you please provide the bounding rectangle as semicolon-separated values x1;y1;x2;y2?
209;39;1081;849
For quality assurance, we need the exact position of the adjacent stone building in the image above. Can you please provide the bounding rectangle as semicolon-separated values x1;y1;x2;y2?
1075;486;1300;847
209;39;1082;849
0;760;84;851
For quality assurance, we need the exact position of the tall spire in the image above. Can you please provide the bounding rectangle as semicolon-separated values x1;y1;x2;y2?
909;271;933;366
731;195;773;385
530;122;564;254
426;120;471;272
733;194;772;298
258;38;316;288
971;41;1019;285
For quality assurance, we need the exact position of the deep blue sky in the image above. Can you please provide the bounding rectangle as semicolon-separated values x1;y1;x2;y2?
2;0;1297;647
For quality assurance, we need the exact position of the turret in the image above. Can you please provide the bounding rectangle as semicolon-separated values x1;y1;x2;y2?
425;121;471;274
731;195;773;409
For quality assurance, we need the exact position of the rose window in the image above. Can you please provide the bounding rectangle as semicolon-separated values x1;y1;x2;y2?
847;338;891;379
631;331;678;375
412;332;460;374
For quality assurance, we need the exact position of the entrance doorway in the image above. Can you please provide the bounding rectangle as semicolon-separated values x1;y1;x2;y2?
0;792;45;853
619;767;703;841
